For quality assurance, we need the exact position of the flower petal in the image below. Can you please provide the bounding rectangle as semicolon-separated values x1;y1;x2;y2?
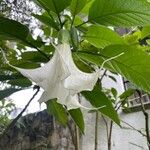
57;43;99;94
38;82;69;104
10;48;70;90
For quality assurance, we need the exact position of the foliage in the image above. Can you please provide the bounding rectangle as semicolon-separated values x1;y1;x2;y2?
1;0;150;132
0;99;15;133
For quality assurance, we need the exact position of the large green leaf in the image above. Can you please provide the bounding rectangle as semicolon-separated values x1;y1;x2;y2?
84;25;124;48
33;13;59;30
35;0;71;14
89;0;150;27
0;16;30;42
46;100;68;126
77;45;150;94
70;0;87;16
0;88;22;100
69;108;85;133
0;16;42;47
82;84;120;125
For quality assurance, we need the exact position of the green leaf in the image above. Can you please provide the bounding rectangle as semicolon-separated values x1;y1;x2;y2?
0;73;24;82
119;89;135;100
81;0;94;15
0;88;22;100
111;88;117;98
41;45;55;53
0;16;29;42
89;0;150;27
35;0;71;14
124;30;141;45
102;45;150;94
0;16;42;47
74;16;84;26
69;108;85;133
85;25;124;48
9;59;40;69
141;26;150;39
21;51;48;63
77;51;104;66
8;78;32;87
82;84;120;125
33;13;59;30
46;100;68;126
73;53;93;73
78;45;150;94
70;0;87;16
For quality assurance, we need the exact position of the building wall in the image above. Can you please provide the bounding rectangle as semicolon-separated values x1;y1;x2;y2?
81;73;149;150
81;110;149;150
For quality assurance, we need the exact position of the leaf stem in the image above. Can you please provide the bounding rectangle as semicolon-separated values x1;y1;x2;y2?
76;20;89;28
108;121;113;150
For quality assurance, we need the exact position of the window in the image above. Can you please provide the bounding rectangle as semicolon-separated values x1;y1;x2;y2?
123;79;150;111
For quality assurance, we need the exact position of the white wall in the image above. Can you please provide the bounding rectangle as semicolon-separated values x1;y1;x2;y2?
81;110;149;150
81;73;149;150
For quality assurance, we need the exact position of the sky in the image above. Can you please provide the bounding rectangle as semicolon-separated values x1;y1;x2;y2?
10;89;46;116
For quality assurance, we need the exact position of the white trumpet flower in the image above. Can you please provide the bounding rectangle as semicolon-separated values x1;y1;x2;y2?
2;43;100;110
54;44;99;95
1;43;124;110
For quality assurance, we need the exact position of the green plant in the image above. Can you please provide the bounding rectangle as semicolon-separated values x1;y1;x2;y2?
1;1;150;149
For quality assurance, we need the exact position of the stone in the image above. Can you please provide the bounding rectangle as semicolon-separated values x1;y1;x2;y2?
0;110;75;150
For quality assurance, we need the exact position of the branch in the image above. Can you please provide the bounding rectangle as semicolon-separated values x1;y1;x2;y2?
0;86;40;139
137;90;150;149
94;112;99;150
101;115;109;141
100;70;107;82
67;121;76;148
129;142;145;149
108;121;113;150
75;125;80;150
121;120;146;137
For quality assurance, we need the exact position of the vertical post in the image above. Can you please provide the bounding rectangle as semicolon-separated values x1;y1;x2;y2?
94;112;99;150
75;125;80;150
